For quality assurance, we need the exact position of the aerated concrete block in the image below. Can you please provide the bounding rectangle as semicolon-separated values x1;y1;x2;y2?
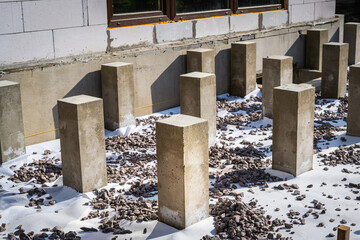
306;29;328;71
58;95;107;193
180;72;216;146
101;62;135;130
262;56;293;119
156;114;209;229
273;84;315;177
231;42;256;97
344;23;360;65
321;43;349;99
0;81;26;164
187;49;215;73
347;64;360;136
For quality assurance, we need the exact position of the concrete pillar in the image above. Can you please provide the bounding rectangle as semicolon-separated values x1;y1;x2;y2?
335;14;345;43
347;64;360;136
337;225;350;240
262;56;293;119
180;72;216;146
273;84;315;177
0;81;26;164
156;114;209;229
293;69;321;84
58;95;107;193
187;49;215;73
231;42;256;97
344;22;360;65
101;62;135;131
306;29;328;70
321;43;349;99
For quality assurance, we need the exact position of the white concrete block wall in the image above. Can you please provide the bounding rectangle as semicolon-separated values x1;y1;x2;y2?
110;25;154;48
0;31;54;66
288;0;336;24
0;0;337;68
54;25;107;58
262;10;288;29
0;2;23;34
195;17;230;38
315;1;336;20
290;3;315;23
155;21;193;43
230;13;259;33
23;0;84;31
88;0;108;25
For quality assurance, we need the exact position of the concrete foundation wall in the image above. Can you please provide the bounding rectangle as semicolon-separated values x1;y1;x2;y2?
0;18;342;146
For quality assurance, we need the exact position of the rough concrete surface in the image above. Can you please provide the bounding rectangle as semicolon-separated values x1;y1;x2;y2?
293;68;322;84
305;29;328;71
262;56;293;119
0;21;341;145
101;62;135;130
231;42;256;97
58;95;107;193
344;22;360;65
272;84;315;176
156;114;209;229
321;42;349;99
187;49;215;74
180;72;216;146
347;64;360;136
0;80;26;164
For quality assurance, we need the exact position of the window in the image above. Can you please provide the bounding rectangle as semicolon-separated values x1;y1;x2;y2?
107;0;170;27
108;0;284;27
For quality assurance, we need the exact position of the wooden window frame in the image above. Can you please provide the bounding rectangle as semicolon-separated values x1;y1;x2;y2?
107;0;285;28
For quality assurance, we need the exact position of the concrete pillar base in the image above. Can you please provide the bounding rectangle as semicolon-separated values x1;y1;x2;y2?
101;62;135;131
262;56;293;119
273;84;315;177
344;22;360;65
58;95;107;193
180;72;216;146
321;43;349;99
187;49;215;73
157;114;209;229
347;64;360;136
231;42;256;97
0;80;26;164
305;29;328;71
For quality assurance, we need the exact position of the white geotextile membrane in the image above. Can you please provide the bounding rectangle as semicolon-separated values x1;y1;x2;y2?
1;87;360;239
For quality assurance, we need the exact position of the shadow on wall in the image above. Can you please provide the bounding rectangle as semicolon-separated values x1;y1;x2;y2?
285;34;306;70
51;70;102;138
215;48;231;95
150;55;186;113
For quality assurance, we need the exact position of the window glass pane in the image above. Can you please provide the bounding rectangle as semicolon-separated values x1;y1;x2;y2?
176;0;229;14
238;0;281;7
113;0;161;14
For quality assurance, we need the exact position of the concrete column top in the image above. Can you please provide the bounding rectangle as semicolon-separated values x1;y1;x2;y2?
180;71;214;78
0;80;19;87
232;41;255;45
323;42;349;47
265;55;293;61
350;64;360;69
58;94;102;105
274;83;315;92
308;29;328;32
187;48;214;53
157;114;207;128
102;62;133;68
345;22;360;26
